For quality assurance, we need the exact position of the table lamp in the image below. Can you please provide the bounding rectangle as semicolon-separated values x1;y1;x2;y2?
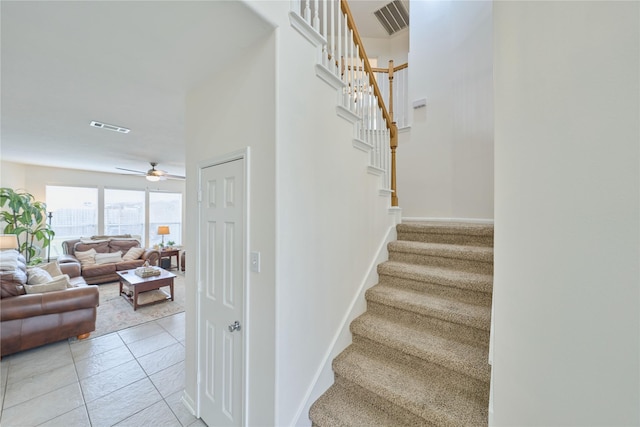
157;226;170;246
0;234;19;251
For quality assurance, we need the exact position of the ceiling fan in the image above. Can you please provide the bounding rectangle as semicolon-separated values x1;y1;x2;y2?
116;162;185;181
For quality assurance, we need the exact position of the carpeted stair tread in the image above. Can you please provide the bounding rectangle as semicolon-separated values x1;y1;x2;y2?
389;240;493;263
333;346;488;425
397;222;494;247
397;221;494;236
309;383;409;427
366;283;491;331
351;312;490;383
378;261;493;294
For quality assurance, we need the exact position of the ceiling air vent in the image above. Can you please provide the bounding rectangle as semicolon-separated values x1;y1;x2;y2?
90;121;130;134
374;0;409;36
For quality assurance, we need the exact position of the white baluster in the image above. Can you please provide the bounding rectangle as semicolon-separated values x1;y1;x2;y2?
370;127;375;166
330;0;335;73
385;130;390;186
336;1;341;79
382;128;387;180
368;86;374;138
304;0;311;24
344;13;348;88
395;69;401;127
356;47;361;117
383;130;388;185
374;101;380;167
354;49;358;116
402;68;408;128
376;129;381;169
322;0;327;67
376;104;382;167
313;0;320;31
368;89;374;165
345;29;351;107
388;130;392;188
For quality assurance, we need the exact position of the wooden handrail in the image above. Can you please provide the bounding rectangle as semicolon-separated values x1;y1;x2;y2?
340;0;392;130
340;0;399;206
371;62;408;73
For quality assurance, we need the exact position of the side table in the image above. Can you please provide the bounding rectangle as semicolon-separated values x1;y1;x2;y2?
159;249;180;270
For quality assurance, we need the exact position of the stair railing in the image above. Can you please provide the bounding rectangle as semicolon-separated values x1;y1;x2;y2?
291;0;401;207
372;61;409;130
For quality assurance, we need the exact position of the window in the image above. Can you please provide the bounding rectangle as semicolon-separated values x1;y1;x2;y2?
149;192;183;247
46;186;98;258
104;189;145;241
46;186;182;258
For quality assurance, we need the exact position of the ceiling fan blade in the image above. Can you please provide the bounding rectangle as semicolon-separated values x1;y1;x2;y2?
164;173;186;180
116;167;146;174
117;163;184;180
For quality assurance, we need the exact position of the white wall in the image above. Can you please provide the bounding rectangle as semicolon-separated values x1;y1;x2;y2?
361;31;409;67
185;28;277;426
0;161;27;190
274;21;399;427
398;0;494;220
247;2;400;425
492;1;639;425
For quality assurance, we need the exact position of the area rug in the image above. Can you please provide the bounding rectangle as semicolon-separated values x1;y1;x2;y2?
92;271;187;338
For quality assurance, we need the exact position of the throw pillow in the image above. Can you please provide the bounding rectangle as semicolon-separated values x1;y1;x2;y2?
39;261;64;278
48;274;73;289
26;267;54;285
24;276;69;294
75;248;97;267
0;250;19;271
122;247;145;261
95;251;123;265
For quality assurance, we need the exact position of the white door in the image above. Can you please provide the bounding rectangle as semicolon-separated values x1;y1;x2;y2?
198;158;245;426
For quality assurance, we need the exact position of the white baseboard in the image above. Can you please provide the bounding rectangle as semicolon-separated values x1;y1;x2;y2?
292;225;398;426
402;216;494;224
181;390;197;417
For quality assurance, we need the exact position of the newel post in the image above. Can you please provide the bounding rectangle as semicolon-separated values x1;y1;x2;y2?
388;60;399;207
390;122;399;207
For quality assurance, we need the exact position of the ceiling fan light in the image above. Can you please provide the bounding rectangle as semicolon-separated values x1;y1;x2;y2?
146;175;161;182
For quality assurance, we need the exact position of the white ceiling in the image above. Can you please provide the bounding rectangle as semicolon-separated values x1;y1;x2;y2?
0;0;402;178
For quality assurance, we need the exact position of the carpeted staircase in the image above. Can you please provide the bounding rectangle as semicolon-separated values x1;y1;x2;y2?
309;222;494;426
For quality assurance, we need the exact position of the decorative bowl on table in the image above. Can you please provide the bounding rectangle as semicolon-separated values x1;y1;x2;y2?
135;266;161;278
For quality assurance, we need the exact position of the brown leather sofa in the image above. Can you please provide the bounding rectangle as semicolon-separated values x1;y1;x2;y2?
1;254;99;357
59;236;160;285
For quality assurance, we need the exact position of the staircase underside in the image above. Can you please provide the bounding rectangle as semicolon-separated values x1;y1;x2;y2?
310;221;494;426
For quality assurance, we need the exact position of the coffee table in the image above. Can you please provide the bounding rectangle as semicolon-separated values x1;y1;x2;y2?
117;267;176;310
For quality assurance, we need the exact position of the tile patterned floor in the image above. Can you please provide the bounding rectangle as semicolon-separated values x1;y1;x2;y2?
0;312;206;427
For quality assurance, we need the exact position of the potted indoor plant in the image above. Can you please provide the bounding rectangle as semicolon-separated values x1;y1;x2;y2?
0;188;55;265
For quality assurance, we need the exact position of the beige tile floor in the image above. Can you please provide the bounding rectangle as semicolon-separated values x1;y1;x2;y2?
0;312;206;427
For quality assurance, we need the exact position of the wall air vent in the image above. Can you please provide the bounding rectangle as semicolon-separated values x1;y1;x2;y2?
90;121;130;134
374;0;409;36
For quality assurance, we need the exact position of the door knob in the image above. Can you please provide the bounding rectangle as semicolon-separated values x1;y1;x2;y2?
228;321;241;332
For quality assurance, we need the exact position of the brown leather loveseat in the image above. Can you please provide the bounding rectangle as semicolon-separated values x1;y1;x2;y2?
0;254;99;357
59;235;160;285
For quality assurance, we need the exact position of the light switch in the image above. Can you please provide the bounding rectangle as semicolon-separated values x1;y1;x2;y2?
250;251;261;273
